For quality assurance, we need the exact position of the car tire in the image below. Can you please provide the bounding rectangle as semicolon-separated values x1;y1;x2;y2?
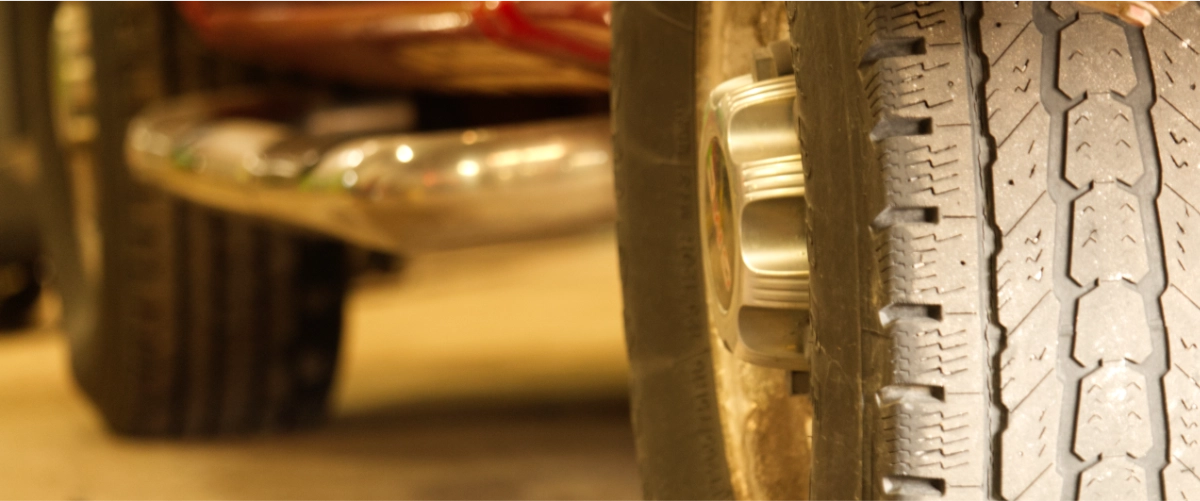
617;1;1200;499
20;2;349;436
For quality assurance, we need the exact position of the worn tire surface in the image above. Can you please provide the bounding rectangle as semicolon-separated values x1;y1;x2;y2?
612;3;737;500
559;0;1200;498
791;1;1200;499
21;3;348;436
0;165;41;332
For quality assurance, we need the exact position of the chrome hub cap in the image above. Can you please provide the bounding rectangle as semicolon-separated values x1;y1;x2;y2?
701;73;810;371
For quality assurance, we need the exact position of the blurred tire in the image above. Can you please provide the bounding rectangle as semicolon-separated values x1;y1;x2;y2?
0;4;43;332
0;261;40;332
0;174;42;333
20;2;349;436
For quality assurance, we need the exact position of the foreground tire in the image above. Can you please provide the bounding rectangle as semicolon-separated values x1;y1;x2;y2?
21;2;349;436
612;3;735;499
619;1;1200;499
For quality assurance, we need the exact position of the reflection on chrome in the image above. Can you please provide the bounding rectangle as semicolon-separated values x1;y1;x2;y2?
699;74;810;371
126;92;615;253
395;144;414;163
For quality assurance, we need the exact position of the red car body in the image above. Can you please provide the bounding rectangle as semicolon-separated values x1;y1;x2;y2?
178;1;612;93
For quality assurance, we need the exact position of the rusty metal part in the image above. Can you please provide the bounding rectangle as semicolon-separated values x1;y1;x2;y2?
1078;1;1184;26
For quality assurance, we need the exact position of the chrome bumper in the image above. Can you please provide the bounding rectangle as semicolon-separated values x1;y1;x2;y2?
125;92;614;253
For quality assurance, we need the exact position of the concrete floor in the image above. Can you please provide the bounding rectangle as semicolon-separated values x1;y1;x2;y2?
0;228;640;499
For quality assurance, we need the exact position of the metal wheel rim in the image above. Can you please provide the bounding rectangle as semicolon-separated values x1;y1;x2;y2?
694;3;814;498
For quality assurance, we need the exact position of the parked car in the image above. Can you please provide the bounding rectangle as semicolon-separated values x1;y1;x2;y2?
11;1;1194;499
5;1;612;437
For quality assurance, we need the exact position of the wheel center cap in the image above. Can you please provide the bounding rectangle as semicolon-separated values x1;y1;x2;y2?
700;74;811;371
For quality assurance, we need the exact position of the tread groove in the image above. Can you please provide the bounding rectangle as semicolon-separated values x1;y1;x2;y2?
861;37;929;66
871;115;936;141
879;302;944;324
879;384;947;403
873;206;942;229
883;475;948;497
